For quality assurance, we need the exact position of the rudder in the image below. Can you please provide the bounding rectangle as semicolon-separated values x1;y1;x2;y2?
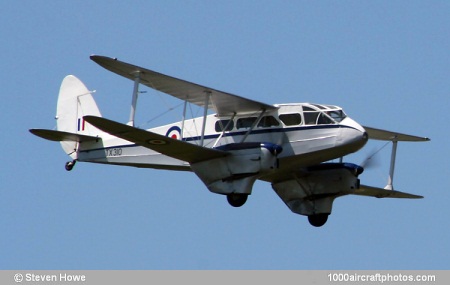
56;75;102;158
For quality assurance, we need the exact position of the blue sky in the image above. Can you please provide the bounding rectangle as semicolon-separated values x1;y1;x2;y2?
1;1;449;269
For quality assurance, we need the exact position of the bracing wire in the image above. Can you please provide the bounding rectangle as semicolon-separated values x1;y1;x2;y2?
137;101;184;129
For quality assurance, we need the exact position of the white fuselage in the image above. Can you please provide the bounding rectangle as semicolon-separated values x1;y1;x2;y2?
77;103;367;170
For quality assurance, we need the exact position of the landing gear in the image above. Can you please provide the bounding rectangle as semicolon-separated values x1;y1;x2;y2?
65;160;76;171
227;194;248;207
308;214;329;227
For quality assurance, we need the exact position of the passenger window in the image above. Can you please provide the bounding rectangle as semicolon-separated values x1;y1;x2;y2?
258;116;280;128
236;117;257;129
279;113;301;126
215;119;234;132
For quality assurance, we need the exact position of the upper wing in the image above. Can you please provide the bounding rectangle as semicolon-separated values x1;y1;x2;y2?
90;55;278;116
364;126;430;142
83;116;227;164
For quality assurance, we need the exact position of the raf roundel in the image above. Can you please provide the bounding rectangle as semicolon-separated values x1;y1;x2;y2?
165;126;182;140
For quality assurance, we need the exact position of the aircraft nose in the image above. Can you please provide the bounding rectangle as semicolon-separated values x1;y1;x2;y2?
339;117;368;150
362;131;368;141
341;117;365;133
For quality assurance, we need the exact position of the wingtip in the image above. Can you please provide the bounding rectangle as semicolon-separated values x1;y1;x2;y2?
90;55;118;62
83;115;103;127
90;54;106;62
83;115;98;123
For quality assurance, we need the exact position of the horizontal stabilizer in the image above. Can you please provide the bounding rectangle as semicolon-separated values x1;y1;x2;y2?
29;129;99;142
83;116;227;164
364;126;430;142
353;184;423;199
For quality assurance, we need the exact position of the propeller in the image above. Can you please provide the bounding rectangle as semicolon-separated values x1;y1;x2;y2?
360;147;381;170
360;141;391;170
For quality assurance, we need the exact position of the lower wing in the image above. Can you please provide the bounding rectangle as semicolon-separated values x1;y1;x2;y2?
83;116;227;164
353;184;423;199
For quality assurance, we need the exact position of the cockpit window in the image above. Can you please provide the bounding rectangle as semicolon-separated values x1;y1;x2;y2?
303;105;337;125
327;110;346;122
312;104;327;110
317;113;334;124
258;116;280;128
303;106;320;125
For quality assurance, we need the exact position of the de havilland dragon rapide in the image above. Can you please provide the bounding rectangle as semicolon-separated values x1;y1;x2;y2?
30;55;430;227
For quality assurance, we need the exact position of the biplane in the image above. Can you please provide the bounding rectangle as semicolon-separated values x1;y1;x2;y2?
30;55;430;227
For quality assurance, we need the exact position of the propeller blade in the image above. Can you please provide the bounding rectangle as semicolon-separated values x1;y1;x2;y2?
361;147;383;169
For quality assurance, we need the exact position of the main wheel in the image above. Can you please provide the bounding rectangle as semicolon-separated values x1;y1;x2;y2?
227;194;248;207
308;214;329;227
65;160;76;171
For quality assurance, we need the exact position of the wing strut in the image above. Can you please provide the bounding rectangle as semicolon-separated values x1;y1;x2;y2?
364;126;430;191
240;110;266;143
213;113;236;147
385;140;398;190
128;71;140;126
181;99;188;140
200;91;211;146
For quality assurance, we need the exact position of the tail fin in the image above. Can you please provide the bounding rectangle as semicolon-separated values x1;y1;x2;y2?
56;75;102;157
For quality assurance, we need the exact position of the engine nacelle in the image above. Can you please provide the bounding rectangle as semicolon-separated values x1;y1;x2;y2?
191;142;282;195
272;163;362;216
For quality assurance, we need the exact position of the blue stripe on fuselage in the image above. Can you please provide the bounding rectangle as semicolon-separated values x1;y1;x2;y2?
182;124;345;143
80;124;355;153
